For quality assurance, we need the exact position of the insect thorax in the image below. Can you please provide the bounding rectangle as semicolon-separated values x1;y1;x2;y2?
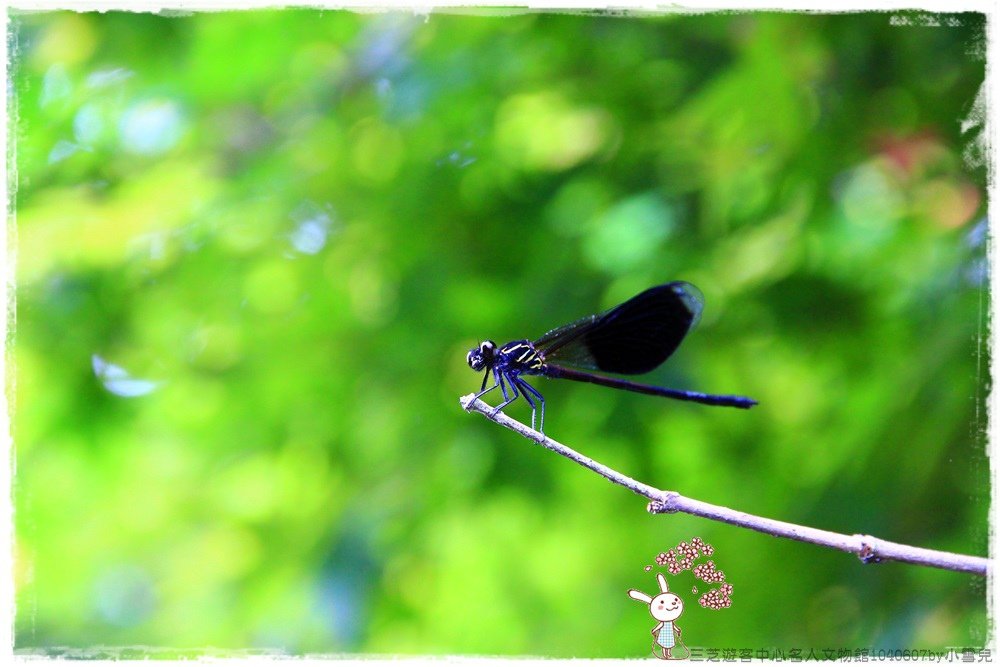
498;340;545;373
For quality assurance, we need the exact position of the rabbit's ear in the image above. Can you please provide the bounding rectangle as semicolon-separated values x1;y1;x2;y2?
628;589;653;604
657;573;669;593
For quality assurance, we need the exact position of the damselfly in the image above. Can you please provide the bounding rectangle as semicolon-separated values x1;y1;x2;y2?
466;282;756;433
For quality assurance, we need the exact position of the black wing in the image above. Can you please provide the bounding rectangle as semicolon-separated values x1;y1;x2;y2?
534;282;703;375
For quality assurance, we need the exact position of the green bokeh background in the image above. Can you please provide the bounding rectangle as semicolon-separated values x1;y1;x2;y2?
9;9;989;657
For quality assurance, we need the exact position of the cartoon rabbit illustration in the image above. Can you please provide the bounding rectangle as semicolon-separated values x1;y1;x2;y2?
628;573;689;660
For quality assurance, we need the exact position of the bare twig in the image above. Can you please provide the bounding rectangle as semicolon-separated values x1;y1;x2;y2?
461;394;989;577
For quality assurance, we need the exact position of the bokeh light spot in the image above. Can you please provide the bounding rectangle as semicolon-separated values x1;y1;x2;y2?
289;201;337;255
73;102;108;145
91;354;162;398
495;92;616;171
48;140;83;164
93;565;157;628
85;67;134;89
839;162;904;233
583;193;674;272
33;13;97;66
119;99;186;156
40;64;72;109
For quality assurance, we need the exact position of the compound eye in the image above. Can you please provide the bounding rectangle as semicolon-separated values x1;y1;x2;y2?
481;341;495;353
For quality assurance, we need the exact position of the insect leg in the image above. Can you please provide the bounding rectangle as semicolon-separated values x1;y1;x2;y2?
471;367;501;403
498;369;511;402
489;372;521;418
517;378;545;434
517;378;538;431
